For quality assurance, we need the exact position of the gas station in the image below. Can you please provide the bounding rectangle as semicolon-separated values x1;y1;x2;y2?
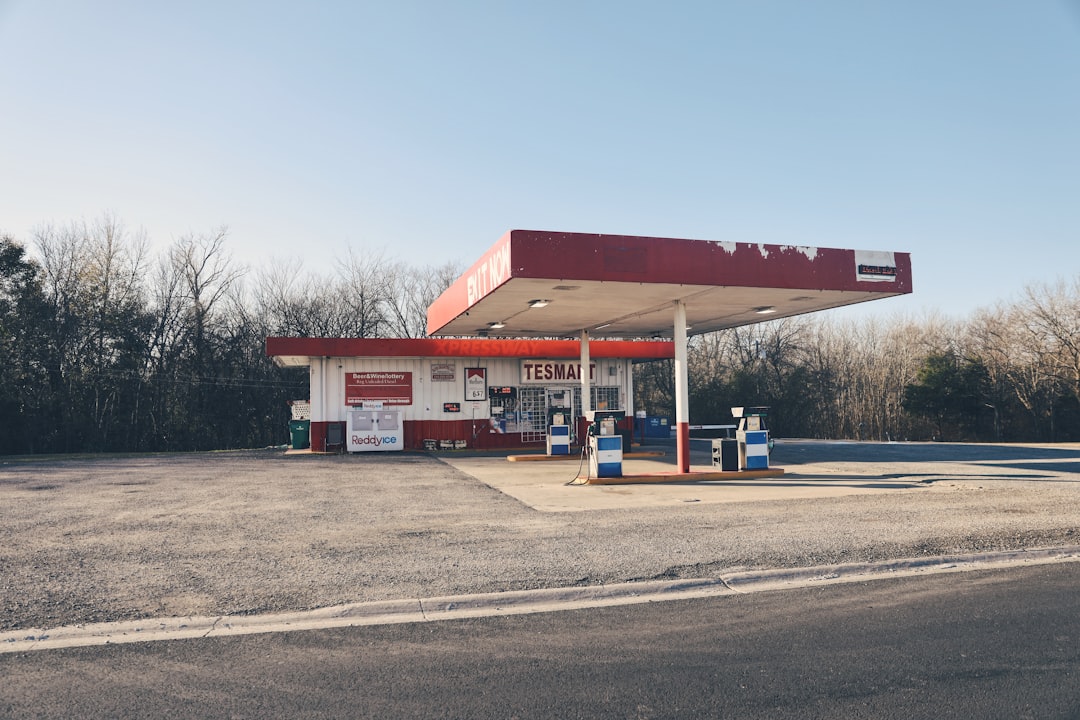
269;229;911;482
425;230;912;480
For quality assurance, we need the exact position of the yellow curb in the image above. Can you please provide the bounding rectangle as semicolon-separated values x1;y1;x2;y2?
508;451;666;462
580;468;785;485
507;453;577;462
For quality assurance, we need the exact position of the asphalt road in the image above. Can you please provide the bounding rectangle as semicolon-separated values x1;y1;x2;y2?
4;562;1079;719
5;440;1080;718
5;440;1080;633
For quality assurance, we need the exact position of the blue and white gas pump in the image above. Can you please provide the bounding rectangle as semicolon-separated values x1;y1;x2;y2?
587;411;624;478
546;413;571;456
732;406;770;470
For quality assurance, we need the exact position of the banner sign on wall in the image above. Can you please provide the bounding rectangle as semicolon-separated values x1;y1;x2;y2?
520;360;596;384
431;363;456;382
465;367;487;401
345;371;413;406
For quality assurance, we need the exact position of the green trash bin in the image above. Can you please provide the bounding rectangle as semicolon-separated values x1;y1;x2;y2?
289;419;310;449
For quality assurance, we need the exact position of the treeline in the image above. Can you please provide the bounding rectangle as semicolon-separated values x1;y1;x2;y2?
636;283;1080;442
4;216;1079;454
0;217;460;454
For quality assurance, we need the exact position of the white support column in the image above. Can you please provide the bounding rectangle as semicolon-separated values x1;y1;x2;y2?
321;356;329;422
310;362;322;423
674;301;690;473
580;330;592;420
307;356;328;453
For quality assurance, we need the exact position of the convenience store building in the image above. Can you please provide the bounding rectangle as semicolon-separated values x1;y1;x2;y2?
265;336;672;452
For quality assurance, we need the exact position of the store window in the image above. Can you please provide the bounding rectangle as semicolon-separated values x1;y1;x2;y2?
592;386;621;411
571;386;621;416
488;386;518;432
488;384;622;440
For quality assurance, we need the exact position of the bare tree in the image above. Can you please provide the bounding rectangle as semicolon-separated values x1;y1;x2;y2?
966;304;1024;441
170;228;245;354
994;301;1063;439
1024;278;1080;406
336;248;392;338
384;259;464;338
32;216;151;448
252;259;331;337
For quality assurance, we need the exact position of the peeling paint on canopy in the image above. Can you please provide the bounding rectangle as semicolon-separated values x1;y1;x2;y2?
427;230;912;338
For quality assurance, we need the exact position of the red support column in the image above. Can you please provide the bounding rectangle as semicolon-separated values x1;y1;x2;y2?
677;421;690;473
674;300;691;473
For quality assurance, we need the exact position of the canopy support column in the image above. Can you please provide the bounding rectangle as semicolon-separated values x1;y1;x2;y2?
580;330;592;419
674;301;690;473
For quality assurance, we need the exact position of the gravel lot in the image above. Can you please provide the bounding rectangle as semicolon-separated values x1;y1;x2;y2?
3;440;1080;632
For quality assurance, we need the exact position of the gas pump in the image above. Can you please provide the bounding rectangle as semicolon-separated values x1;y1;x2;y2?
586;410;624;478
546;390;571;455
732;406;770;470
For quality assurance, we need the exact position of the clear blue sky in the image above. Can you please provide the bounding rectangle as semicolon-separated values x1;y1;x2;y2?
2;1;1078;320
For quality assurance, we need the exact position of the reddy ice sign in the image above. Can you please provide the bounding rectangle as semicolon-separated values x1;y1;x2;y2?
347;409;404;452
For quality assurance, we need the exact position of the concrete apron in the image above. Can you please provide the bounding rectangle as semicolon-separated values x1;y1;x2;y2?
5;547;1078;654
440;452;916;512
506;450;785;484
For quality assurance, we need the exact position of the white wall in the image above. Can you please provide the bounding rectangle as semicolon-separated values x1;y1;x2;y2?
309;356;632;423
